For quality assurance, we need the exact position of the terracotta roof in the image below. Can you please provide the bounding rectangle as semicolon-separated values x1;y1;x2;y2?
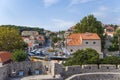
67;39;81;46
0;51;12;63
106;26;114;31
66;33;100;46
106;32;114;35
38;35;44;41
81;33;100;40
67;33;81;39
67;33;81;46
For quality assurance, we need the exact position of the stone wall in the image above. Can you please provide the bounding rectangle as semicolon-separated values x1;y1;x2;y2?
9;61;46;77
66;72;120;80
1;61;120;80
54;64;120;78
0;65;9;80
0;61;47;80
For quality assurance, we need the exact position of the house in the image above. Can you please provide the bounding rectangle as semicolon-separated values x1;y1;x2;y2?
22;36;45;52
0;51;12;66
64;26;75;38
104;26;115;37
22;31;45;51
21;31;39;37
36;35;45;44
66;32;103;58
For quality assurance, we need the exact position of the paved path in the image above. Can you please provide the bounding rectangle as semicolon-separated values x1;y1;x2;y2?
21;75;60;80
66;72;120;80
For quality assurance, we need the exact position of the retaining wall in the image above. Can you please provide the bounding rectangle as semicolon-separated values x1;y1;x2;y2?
0;61;47;80
54;63;120;78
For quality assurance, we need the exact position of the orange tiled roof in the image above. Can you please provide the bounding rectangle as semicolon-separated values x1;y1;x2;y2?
106;32;114;35
106;26;114;31
67;33;81;39
0;51;12;63
67;33;81;46
38;35;44;41
67;39;81;46
81;33;100;40
67;33;100;46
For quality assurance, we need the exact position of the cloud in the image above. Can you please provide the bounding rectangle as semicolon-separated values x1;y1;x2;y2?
92;6;120;24
51;19;75;30
92;6;108;18
0;0;10;9
41;19;75;31
69;0;94;6
113;7;120;13
118;18;120;22
99;6;108;11
43;0;59;7
0;0;15;17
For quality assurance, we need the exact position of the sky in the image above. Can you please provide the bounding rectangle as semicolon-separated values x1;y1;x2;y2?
0;0;120;31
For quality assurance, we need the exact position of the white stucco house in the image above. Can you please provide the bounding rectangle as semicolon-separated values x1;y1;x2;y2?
104;26;115;37
66;32;103;58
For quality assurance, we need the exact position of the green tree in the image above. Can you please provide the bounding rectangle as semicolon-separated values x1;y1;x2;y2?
114;29;120;54
12;49;27;62
52;37;61;43
74;15;104;36
0;25;45;35
64;48;99;66
108;43;119;51
0;27;24;51
100;56;120;65
74;15;104;50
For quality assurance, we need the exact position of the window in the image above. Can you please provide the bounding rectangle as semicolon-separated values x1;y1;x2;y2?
93;42;96;44
89;67;91;69
86;42;88;44
70;49;73;52
107;67;109;69
18;70;24;77
34;69;40;75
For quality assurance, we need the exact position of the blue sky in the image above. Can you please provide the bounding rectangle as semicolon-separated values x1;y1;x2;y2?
0;0;120;31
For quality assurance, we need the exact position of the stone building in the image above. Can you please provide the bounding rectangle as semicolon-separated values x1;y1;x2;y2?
104;26;115;37
21;31;45;51
21;31;39;37
66;32;103;58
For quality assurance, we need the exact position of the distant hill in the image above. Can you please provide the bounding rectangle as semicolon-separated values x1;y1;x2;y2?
0;25;45;34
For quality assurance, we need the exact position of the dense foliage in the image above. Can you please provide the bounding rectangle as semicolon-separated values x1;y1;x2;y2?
100;56;120;65
64;49;120;66
108;43;119;51
64;48;99;66
73;15;105;50
0;25;44;34
52;37;61;43
108;29;119;51
0;27;25;51
74;15;104;36
50;32;63;48
12;49;27;62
